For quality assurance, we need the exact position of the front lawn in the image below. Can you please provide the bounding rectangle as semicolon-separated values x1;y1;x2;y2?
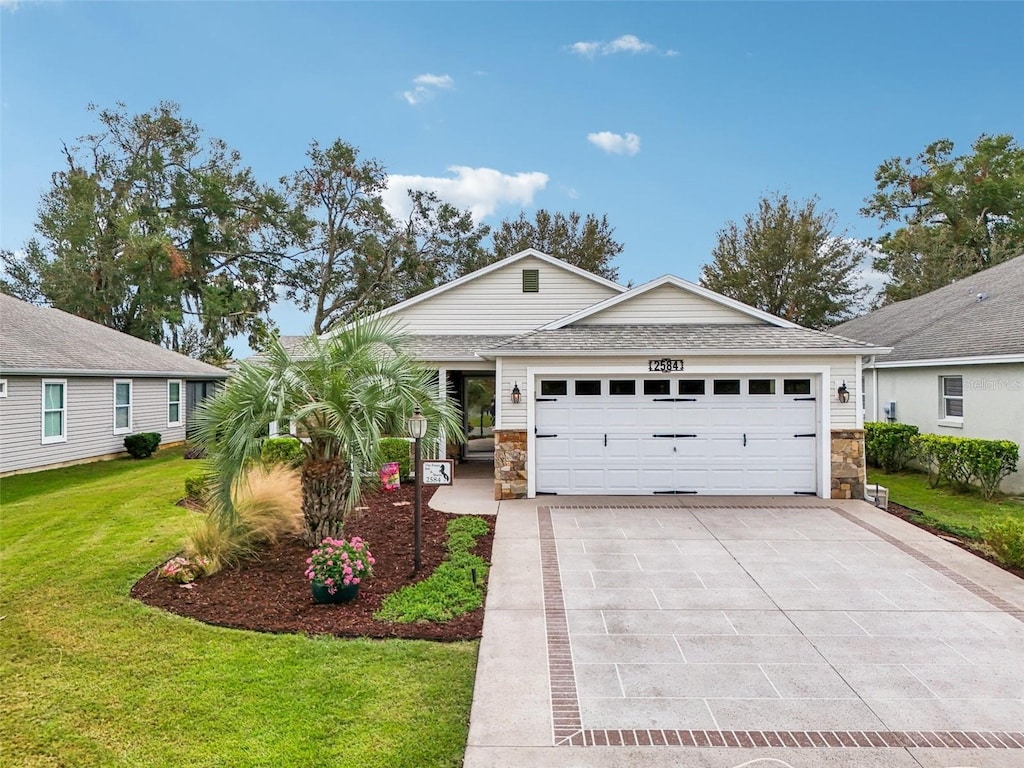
0;448;478;768
868;468;1024;538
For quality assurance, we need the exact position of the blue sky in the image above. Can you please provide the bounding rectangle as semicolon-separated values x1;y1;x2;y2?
2;1;1022;351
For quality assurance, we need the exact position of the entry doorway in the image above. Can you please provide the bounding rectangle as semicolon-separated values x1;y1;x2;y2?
450;372;495;462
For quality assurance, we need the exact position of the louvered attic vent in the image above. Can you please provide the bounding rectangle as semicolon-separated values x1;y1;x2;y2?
522;268;540;292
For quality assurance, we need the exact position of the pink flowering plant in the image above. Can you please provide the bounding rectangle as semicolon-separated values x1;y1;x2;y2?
158;555;210;584
305;536;375;594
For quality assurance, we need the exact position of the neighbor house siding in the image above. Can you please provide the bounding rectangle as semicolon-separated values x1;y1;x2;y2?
386;256;620;335
575;283;757;325
0;375;187;475
867;362;1024;493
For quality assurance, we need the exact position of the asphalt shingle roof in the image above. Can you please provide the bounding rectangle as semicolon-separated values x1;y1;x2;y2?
832;255;1024;362
484;324;881;354
0;294;229;378
246;334;514;364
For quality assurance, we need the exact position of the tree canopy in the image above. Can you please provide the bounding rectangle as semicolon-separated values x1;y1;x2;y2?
491;209;622;281
700;194;867;329
861;133;1024;303
0;102;290;358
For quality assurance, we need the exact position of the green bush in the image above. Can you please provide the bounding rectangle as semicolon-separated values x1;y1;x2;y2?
184;473;209;502
379;437;413;479
979;517;1024;568
375;516;491;623
123;432;161;459
912;434;970;489
260;436;304;468
962;439;1019;500
913;434;1019;497
865;422;919;471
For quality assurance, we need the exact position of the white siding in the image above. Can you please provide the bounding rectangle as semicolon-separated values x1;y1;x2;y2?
576;283;756;325
387;256;619;335
0;375;187;474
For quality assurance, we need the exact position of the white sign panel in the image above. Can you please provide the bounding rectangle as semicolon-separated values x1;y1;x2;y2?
421;460;454;486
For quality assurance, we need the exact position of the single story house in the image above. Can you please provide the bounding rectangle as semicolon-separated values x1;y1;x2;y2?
833;254;1024;494
0;294;229;476
334;249;888;501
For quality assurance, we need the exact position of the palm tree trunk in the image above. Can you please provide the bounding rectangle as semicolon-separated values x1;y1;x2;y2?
301;458;350;545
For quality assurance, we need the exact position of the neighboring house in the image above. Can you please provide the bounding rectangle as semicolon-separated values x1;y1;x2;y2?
0;294;229;476
324;249;887;501
833;254;1024;494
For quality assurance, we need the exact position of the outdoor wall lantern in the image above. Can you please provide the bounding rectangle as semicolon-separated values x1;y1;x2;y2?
837;381;850;404
406;406;428;572
510;383;522;404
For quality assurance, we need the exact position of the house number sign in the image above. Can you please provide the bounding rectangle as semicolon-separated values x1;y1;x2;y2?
648;358;685;373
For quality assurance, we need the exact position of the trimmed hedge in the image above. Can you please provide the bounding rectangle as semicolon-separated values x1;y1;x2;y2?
912;434;1019;499
124;432;161;459
260;436;304;468
980;517;1024;568
865;422;919;471
380;437;413;480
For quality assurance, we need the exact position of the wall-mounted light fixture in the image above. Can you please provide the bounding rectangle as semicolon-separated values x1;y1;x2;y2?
510;383;522;405
837;381;850;404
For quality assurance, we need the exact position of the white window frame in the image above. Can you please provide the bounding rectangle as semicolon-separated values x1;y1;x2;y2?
113;379;133;435
41;379;67;444
167;379;183;427
940;375;964;423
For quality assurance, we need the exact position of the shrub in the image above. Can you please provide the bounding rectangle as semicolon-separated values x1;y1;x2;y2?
979;517;1024;569
379;437;413;480
962;439;1019;500
375;516;490;623
260;436;304;468
124;432;161;459
184;473;209;502
158;555;210;583
912;434;1020;497
864;422;919;471
912;434;971;489
185;464;302;574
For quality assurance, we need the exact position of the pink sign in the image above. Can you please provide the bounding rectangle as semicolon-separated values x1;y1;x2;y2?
380;462;400;491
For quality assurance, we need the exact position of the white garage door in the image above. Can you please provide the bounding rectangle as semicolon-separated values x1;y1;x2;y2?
534;376;818;495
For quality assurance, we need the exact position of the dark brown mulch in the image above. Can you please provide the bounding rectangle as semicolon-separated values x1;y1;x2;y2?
132;484;495;641
885;500;1024;580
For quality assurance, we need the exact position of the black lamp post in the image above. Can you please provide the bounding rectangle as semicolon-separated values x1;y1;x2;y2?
407;406;428;572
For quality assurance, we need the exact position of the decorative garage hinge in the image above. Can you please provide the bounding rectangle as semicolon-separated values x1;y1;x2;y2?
793;397;816;401
535;398;559;402
654;490;698;495
793;433;816;438
652;433;698;438
652;398;697;402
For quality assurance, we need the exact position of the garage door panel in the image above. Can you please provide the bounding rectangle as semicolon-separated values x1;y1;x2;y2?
607;436;643;460
605;407;642;428
710;407;746;428
572;436;607;459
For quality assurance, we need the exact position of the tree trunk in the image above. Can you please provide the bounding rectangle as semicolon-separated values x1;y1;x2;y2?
300;458;351;545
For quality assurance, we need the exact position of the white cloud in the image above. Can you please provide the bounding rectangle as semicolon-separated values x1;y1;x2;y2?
383;167;549;222
0;0;21;10
402;73;454;105
587;131;641;156
568;34;673;58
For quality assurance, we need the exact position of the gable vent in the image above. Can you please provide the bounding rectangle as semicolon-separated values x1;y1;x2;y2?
522;268;540;293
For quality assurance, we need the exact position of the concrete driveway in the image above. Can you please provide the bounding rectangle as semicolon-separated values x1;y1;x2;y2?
464;498;1024;768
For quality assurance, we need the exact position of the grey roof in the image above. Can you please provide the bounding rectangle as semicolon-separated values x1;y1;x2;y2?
0;294;229;378
482;324;884;355
832;255;1024;363
246;334;514;364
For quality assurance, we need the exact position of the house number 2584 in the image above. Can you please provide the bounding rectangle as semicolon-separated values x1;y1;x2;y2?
648;358;685;373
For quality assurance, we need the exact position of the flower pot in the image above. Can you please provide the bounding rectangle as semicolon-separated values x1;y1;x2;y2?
311;582;359;604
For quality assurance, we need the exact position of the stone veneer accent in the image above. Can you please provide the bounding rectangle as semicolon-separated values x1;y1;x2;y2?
831;428;866;500
493;429;528;500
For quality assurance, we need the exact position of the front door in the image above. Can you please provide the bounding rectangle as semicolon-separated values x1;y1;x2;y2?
463;374;496;461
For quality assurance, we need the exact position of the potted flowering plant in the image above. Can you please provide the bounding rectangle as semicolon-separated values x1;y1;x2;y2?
305;536;375;604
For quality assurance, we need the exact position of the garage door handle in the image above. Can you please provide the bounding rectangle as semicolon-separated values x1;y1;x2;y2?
604;434;607;447
743;433;747;447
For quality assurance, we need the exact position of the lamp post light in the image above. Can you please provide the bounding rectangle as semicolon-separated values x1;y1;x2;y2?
407;406;428;572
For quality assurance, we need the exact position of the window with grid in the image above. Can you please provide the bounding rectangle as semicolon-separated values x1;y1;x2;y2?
42;380;66;443
114;380;132;434
168;380;183;426
941;375;963;419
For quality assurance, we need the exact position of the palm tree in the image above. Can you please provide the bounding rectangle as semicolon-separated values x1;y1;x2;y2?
192;318;461;544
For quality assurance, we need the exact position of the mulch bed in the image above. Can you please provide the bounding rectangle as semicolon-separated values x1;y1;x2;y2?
131;484;495;641
885;500;1024;580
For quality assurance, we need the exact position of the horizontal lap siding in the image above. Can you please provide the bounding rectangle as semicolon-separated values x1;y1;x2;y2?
0;376;186;474
388;256;619;335
576;284;755;324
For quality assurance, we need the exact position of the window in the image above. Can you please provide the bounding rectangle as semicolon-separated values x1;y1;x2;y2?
522;269;539;293
0;379;7;398
575;380;601;396
540;380;567;396
941;375;963;419
114;380;132;434
713;379;741;395
41;380;66;444
679;380;706;396
609;380;636;396
168;380;183;426
783;379;811;395
749;379;776;395
643;379;670;396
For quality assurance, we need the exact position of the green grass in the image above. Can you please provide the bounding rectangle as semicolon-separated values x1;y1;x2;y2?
0;448;478;767
376;517;490;623
868;468;1024;539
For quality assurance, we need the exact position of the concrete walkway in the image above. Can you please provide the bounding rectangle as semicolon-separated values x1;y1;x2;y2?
429;461;499;516
464;497;1024;768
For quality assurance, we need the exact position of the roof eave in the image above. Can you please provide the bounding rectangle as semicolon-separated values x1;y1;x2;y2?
0;367;229;379
479;346;890;358
868;353;1024;369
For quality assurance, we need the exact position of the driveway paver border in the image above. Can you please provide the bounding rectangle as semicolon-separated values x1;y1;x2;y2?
538;504;1024;750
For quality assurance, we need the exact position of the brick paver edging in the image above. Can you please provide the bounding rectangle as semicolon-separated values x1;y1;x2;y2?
536;505;1024;749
